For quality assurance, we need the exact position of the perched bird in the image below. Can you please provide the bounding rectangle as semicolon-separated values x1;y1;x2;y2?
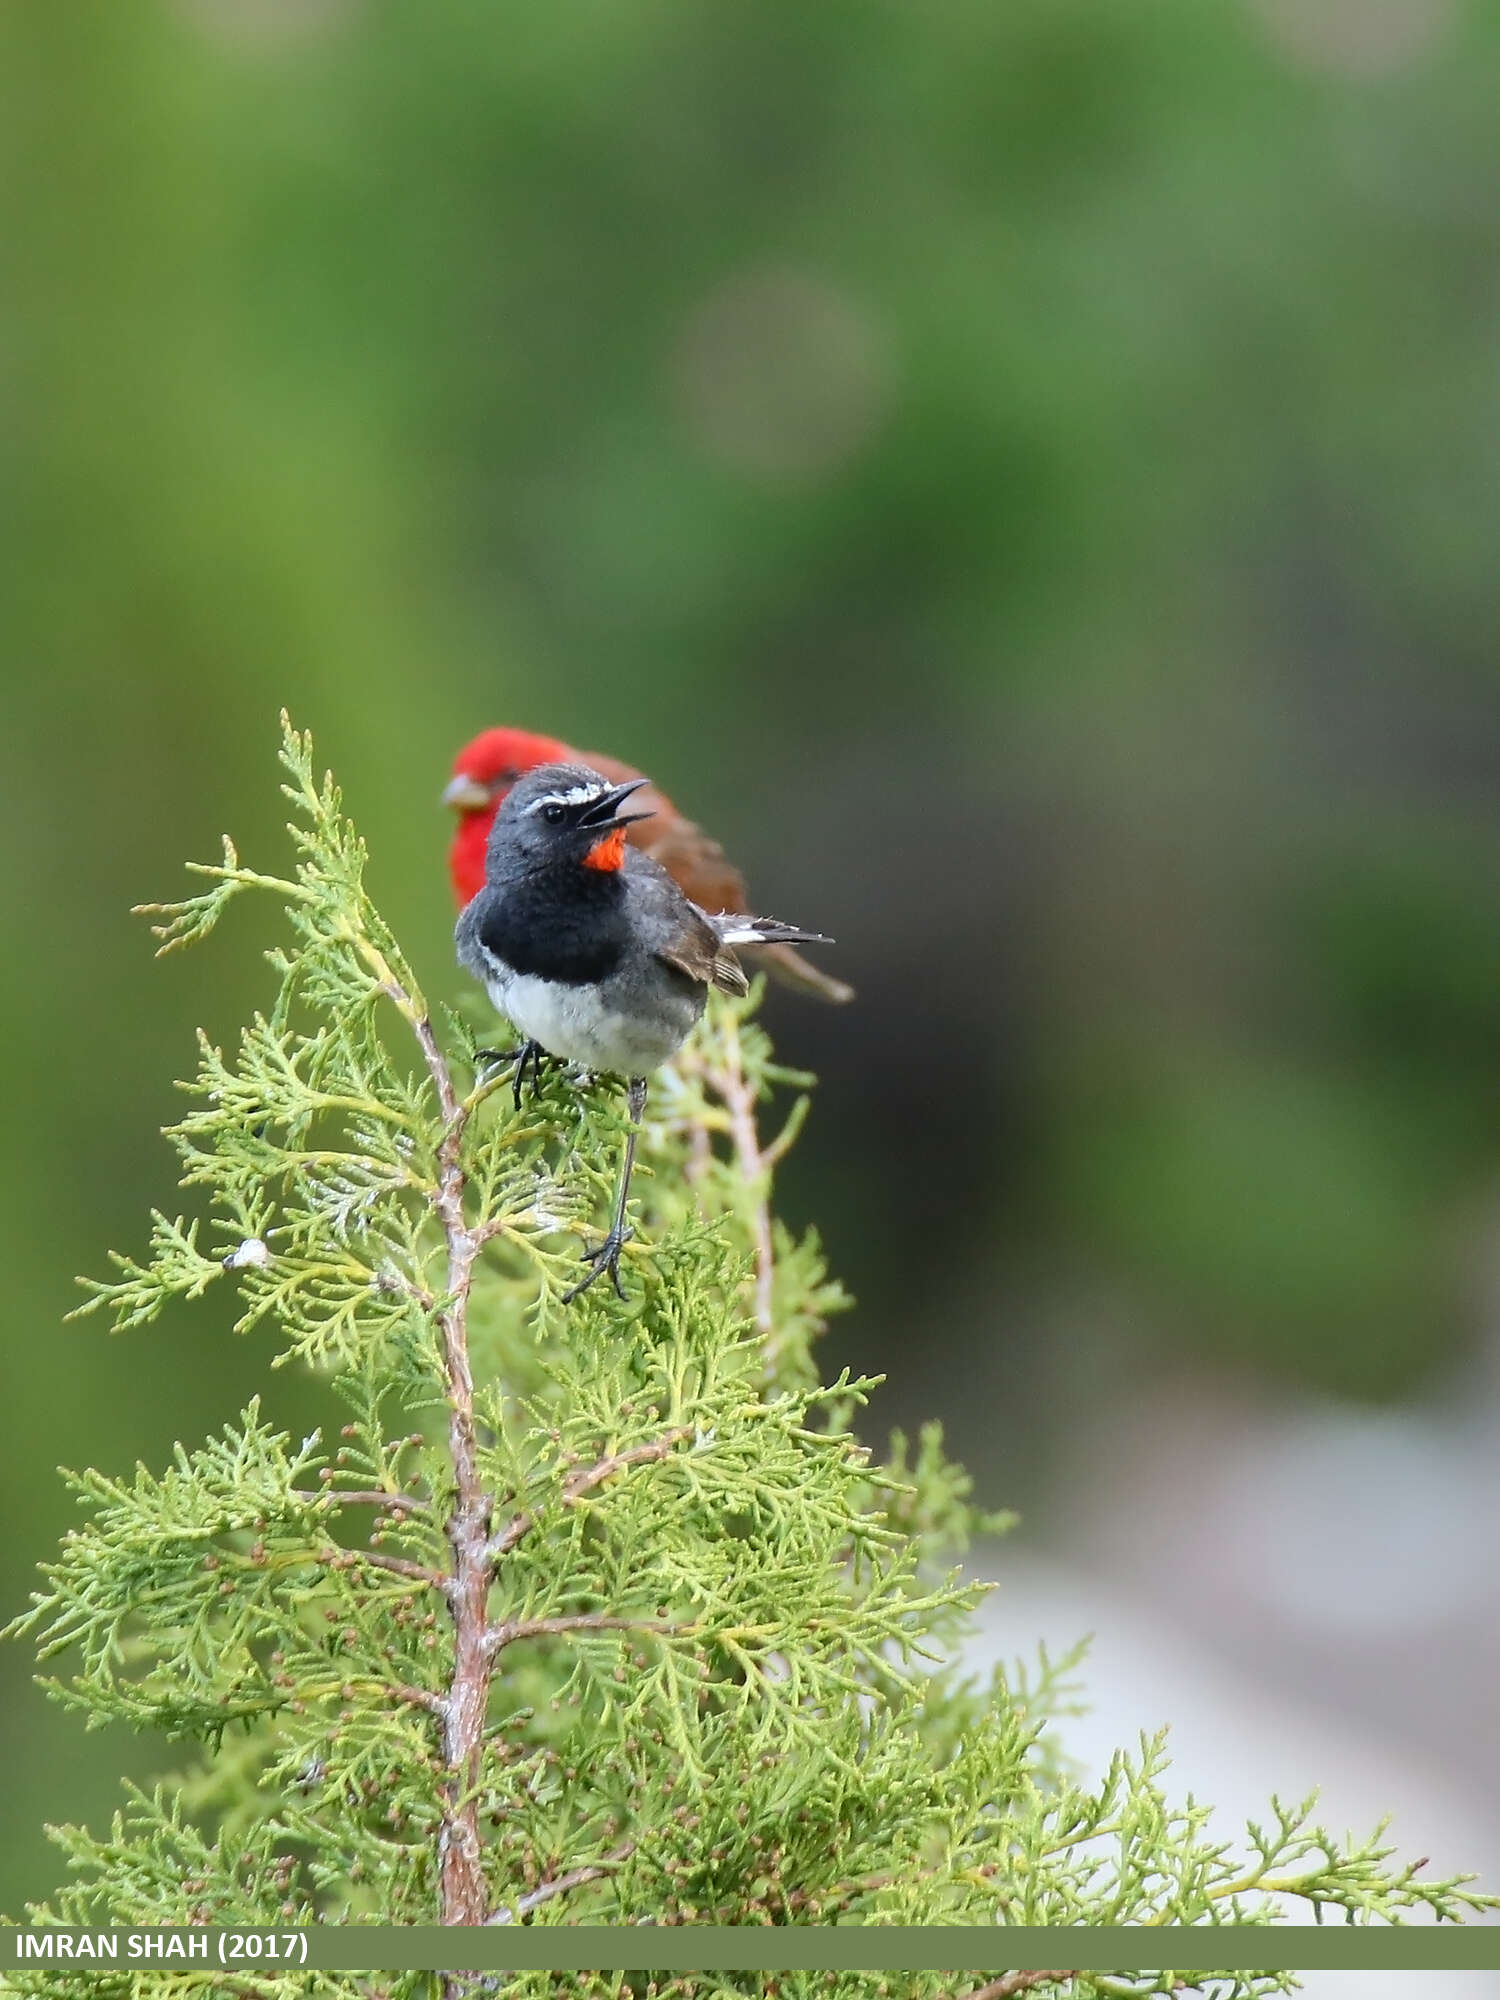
455;762;836;1301
444;726;853;1005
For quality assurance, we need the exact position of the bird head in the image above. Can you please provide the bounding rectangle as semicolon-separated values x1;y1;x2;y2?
442;727;571;815
486;763;655;878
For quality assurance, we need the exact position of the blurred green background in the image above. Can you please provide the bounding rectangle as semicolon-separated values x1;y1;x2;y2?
6;0;1500;1912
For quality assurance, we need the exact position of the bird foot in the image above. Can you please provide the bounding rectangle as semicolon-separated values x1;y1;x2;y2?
473;1040;548;1109
472;1043;523;1070
561;1224;635;1304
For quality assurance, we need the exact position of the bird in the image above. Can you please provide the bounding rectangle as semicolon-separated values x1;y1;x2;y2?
455;761;836;1302
444;726;853;1005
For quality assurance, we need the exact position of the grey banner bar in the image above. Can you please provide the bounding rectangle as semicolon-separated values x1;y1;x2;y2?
6;1927;1500;1975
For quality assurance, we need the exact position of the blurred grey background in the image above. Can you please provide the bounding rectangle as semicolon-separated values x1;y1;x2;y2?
3;0;1500;1927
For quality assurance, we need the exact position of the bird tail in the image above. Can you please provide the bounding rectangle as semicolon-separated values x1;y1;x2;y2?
749;940;855;1005
710;915;853;1005
716;915;832;949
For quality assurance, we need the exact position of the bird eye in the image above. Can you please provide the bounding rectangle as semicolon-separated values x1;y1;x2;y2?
542;803;566;825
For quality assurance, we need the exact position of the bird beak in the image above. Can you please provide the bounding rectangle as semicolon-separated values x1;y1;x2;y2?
578;777;655;829
442;774;493;813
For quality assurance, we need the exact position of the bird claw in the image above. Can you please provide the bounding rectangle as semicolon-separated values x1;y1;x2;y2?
473;1044;522;1073
473;1041;547;1110
561;1224;635;1304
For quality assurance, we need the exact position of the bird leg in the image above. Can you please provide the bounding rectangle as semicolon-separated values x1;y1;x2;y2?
563;1075;648;1304
473;1039;548;1110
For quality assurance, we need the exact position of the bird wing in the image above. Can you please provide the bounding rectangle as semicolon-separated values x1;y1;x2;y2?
656;930;750;997
452;888;492;982
708;949;751;997
624;849;750;997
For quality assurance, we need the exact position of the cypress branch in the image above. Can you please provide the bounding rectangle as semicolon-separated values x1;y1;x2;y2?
2;716;1491;2000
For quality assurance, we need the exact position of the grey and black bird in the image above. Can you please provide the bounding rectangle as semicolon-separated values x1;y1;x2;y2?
455;761;836;1301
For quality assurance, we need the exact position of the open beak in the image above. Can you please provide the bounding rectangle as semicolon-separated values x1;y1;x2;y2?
578;777;655;829
442;773;493;813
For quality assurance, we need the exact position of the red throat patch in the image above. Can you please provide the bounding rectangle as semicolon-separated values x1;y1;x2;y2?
583;826;628;872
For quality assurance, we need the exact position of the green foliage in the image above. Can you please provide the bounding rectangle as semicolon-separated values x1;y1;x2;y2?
2;722;1490;2000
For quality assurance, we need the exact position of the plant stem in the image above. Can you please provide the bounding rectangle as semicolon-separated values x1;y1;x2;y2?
486;1839;636;1925
389;988;495;1939
697;1006;776;1343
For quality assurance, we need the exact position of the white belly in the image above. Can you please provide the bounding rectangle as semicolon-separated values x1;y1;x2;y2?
484;966;697;1076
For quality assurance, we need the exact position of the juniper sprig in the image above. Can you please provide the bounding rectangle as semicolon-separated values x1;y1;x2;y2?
3;717;1489;2000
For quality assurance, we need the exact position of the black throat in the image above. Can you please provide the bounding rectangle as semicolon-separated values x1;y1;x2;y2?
476;859;627;985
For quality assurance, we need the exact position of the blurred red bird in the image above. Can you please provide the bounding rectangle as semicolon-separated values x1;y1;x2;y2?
444;727;853;1004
